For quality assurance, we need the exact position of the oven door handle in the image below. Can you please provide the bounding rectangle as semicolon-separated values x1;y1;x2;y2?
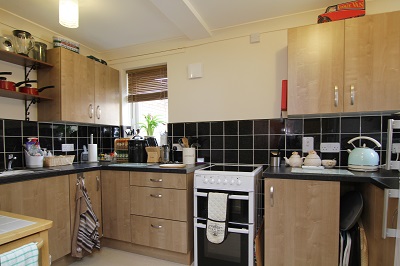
195;191;249;200
195;221;249;234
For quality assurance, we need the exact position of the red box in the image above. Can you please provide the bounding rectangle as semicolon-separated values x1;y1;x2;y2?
318;0;365;23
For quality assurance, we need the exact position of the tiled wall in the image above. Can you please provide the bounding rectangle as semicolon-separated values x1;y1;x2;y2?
168;114;400;166
0;119;120;169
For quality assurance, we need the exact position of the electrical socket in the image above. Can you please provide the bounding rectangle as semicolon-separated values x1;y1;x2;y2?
392;143;400;153
61;144;74;152
320;142;340;153
302;137;314;153
172;143;183;151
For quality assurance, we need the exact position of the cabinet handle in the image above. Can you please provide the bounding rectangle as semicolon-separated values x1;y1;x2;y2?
150;178;163;182
269;186;274;207
96;176;100;191
334;86;339;107
96;105;101;119
88;104;94;118
150;194;162;198
151;224;163;229
350;85;355;105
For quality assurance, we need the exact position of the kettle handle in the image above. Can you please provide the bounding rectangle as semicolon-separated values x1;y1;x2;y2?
347;136;382;148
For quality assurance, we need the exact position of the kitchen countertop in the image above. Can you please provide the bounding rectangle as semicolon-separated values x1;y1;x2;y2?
0;162;208;185
263;165;400;189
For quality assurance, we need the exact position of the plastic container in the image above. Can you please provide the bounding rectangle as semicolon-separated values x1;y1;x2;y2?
25;150;44;168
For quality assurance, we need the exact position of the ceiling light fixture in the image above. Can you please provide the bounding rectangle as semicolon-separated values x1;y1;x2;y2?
59;0;79;28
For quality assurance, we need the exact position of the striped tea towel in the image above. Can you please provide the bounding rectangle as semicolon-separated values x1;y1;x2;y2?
0;242;38;266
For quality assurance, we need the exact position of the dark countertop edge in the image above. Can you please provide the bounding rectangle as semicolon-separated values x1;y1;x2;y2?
263;166;399;190
0;163;208;185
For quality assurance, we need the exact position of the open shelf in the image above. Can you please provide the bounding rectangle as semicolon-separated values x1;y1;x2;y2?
0;89;52;101
0;50;53;69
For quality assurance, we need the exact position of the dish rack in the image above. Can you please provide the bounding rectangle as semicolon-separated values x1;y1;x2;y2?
114;138;130;162
43;155;75;167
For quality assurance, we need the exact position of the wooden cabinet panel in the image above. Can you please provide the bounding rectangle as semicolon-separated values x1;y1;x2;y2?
94;62;120;125
130;172;187;189
69;171;102;237
264;179;340;266
101;170;131;242
288;20;344;115
344;11;400;112
130;186;187;221
131;215;188;253
0;175;71;261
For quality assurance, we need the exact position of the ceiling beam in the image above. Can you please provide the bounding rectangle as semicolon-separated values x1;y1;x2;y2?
150;0;211;40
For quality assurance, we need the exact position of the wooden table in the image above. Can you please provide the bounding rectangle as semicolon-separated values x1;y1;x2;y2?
0;211;53;266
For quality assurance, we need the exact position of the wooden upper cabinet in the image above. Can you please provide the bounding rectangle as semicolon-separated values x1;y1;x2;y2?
38;48;120;124
288;20;344;115
344;11;400;112
288;11;400;116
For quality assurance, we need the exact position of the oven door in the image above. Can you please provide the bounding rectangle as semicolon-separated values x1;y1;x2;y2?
194;190;253;224
194;219;254;266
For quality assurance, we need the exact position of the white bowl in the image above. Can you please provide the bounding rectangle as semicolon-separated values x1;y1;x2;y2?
322;159;337;168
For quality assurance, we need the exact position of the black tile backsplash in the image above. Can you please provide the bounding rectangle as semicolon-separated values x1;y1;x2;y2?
168;113;397;166
0;119;121;169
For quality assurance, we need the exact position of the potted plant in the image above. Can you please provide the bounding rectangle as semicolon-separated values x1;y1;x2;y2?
138;114;164;136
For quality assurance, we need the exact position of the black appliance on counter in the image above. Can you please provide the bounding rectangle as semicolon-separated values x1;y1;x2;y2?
128;139;148;163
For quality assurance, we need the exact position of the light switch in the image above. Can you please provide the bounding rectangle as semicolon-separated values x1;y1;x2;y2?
302;137;314;153
188;63;203;79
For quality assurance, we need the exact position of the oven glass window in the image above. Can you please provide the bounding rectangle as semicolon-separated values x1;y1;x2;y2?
197;226;249;266
196;190;250;224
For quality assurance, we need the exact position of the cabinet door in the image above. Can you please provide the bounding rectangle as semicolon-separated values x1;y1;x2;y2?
288;20;344;115
69;171;102;237
0;175;71;261
264;179;340;266
344;11;400;112
60;48;95;123
94;62;120;125
101;170;131;242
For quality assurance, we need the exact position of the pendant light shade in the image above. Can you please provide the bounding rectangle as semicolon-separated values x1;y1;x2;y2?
59;0;79;28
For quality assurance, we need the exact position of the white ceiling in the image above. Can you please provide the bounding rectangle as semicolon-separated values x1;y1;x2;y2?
0;0;341;52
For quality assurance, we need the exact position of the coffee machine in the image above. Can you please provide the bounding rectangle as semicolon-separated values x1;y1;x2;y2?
128;138;148;163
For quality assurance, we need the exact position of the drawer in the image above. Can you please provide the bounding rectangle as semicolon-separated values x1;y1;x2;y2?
131;215;188;253
130;172;187;189
130;186;187;221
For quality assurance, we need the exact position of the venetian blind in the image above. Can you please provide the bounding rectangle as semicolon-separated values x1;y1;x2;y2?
127;65;168;102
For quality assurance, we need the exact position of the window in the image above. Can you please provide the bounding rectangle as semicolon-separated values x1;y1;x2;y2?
127;65;168;142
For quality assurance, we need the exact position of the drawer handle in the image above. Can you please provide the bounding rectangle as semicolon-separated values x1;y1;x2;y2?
150;178;163;182
151;224;163;229
350;85;355;105
334;86;339;107
150;194;162;198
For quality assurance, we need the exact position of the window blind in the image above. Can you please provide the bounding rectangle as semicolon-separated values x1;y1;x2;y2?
127;65;168;103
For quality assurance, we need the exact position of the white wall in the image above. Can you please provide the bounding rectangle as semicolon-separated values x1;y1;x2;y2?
0;0;399;123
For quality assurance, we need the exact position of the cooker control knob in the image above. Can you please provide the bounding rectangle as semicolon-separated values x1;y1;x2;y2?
223;179;228;185
236;179;242;185
216;179;221;184
210;178;215;184
230;179;235;185
203;178;208;184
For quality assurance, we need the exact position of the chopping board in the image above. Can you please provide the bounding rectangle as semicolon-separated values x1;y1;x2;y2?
159;163;186;168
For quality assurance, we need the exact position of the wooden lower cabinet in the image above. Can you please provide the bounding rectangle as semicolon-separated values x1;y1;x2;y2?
130;215;188;253
264;178;340;266
101;170;131;242
0;175;71;261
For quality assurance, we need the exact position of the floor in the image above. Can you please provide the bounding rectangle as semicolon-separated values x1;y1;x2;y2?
69;247;189;266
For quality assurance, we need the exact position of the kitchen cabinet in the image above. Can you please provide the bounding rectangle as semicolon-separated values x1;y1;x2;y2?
0;175;71;261
264;178;340;266
360;183;396;266
37;47;120;125
101;170;131;242
129;171;193;254
288;11;400;115
69;171;102;237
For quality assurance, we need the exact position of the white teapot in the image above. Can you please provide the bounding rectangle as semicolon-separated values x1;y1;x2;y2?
303;150;321;166
284;152;304;168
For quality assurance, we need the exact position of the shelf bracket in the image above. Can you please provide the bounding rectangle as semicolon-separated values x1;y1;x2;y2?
24;64;36;81
25;97;40;121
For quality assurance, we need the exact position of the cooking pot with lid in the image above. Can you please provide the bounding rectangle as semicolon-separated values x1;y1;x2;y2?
0;72;16;91
347;136;381;171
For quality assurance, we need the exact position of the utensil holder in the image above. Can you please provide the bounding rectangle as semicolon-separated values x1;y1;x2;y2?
24;150;43;168
182;148;195;164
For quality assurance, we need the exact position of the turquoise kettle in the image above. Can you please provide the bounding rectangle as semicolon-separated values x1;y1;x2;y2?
347;136;381;171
